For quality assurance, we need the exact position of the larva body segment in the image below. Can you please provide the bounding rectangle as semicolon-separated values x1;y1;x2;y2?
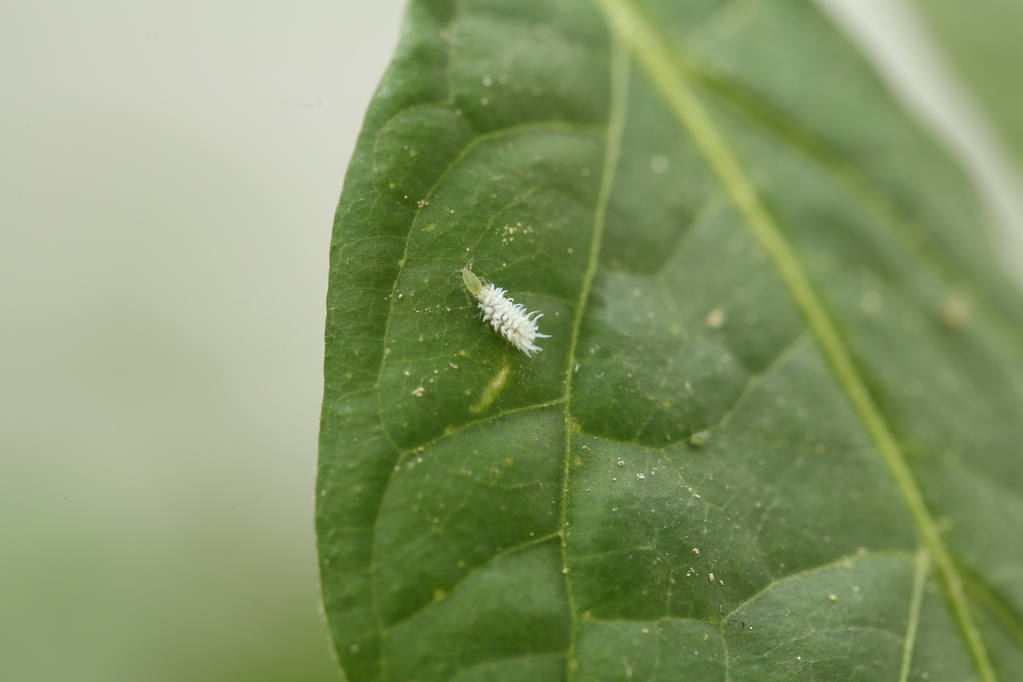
457;265;550;357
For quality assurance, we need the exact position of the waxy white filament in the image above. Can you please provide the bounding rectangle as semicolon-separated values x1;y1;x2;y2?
457;264;550;357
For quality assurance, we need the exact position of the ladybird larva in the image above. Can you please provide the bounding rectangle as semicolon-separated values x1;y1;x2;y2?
456;263;550;357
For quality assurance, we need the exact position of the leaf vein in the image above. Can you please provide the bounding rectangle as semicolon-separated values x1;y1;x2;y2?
382;533;562;633
593;2;999;679
558;21;632;682
899;549;931;682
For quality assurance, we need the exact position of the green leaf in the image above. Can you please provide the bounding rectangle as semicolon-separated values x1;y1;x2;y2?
317;1;1023;680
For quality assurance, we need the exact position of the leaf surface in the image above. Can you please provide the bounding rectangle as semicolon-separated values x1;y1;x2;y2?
317;1;1023;680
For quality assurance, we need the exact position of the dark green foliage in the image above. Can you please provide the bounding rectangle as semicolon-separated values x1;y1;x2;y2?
318;1;1023;680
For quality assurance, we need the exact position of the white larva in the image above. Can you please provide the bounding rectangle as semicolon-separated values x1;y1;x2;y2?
456;263;550;357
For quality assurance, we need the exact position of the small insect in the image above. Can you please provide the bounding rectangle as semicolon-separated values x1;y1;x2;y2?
455;262;550;357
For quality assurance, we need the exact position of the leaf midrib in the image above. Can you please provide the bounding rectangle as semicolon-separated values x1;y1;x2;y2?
686;59;1023;408
590;0;997;680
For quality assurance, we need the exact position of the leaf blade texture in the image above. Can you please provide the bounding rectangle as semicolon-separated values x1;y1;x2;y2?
318;1;1023;680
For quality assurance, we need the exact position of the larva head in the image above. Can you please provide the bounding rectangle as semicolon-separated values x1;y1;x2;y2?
456;266;484;296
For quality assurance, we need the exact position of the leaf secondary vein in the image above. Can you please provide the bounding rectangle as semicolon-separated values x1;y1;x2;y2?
687;61;1023;409
719;549;917;624
382;532;562;633
959;562;1023;652
591;0;997;680
365;118;608;682
558;21;632;681
900;550;931;682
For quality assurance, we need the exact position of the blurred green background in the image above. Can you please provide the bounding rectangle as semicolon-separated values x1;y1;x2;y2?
0;1;1019;681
